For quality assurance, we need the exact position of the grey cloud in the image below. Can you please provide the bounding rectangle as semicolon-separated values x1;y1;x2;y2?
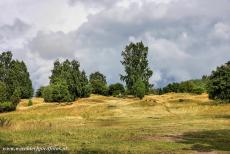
28;31;76;59
2;0;230;89
68;0;119;8
0;18;30;39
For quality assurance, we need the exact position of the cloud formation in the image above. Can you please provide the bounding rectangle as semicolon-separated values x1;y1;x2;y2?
0;0;230;89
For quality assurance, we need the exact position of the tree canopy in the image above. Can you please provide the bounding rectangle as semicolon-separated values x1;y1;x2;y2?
208;61;230;102
120;42;153;98
0;51;33;112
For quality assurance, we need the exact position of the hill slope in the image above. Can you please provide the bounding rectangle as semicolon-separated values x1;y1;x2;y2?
0;93;230;153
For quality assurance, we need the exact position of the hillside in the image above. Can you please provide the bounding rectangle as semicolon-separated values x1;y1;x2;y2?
0;93;230;153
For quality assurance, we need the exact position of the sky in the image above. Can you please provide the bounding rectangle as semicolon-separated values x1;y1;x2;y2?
0;0;230;89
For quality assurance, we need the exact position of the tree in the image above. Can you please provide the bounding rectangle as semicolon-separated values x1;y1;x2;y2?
89;72;108;95
133;79;146;99
0;51;33;112
208;61;230;102
0;82;7;102
120;42;153;95
49;59;91;100
36;86;45;97
8;60;33;98
108;83;125;96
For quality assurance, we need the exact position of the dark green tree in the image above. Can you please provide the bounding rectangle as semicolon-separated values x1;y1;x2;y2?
36;86;45;97
120;42;153;95
8;60;33;98
89;72;108;95
0;51;33;112
49;59;91;101
208;61;230;102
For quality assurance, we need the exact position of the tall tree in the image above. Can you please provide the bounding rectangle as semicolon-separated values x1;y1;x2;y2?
0;51;33;99
49;59;90;99
89;71;107;95
120;42;153;94
208;61;230;102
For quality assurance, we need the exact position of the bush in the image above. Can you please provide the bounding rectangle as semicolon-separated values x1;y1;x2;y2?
0;82;7;102
208;61;230;102
10;88;21;104
81;84;92;98
0;102;16;112
91;81;108;96
42;83;74;103
192;87;205;95
108;83;125;96
133;79;146;99
36;86;45;97
28;99;33;106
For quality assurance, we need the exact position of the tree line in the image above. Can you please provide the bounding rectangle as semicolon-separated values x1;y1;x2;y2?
1;41;229;112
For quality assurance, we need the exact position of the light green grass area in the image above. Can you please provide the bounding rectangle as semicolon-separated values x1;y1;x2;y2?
0;93;230;154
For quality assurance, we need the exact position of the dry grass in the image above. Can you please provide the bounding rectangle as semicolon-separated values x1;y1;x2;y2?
0;93;230;153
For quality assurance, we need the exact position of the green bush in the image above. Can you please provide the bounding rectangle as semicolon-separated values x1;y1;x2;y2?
81;84;92;98
192;87;205;95
133;79;146;99
0;102;16;112
35;86;45;97
208;61;230;102
90;81;108;96
28;99;33;106
42;82;74;103
10;88;21;104
0;82;7;102
108;83;125;96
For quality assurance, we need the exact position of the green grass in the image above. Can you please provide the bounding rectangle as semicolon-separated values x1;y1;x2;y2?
0;93;229;154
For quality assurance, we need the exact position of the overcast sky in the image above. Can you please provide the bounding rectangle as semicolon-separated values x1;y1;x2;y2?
0;0;230;89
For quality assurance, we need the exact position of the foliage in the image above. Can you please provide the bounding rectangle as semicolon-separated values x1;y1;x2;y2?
42;82;73;103
90;72;108;95
160;79;207;95
10;88;21;104
108;83;125;96
0;51;33;112
0;81;7;102
133;79;146;99
0;102;16;112
120;42;153;95
207;61;230;102
28;99;33;106
49;59;90;100
35;86;45;97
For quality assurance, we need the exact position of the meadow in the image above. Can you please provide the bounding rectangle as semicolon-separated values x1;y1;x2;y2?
0;93;230;154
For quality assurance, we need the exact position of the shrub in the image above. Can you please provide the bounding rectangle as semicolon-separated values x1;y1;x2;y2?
10;88;21;104
81;84;92;98
108;83;125;96
42;82;74;103
28;99;33;106
90;81;108;96
0;102;16;112
133;79;146;99
192;87;205;95
0;82;7;102
36;86;45;97
208;61;230;102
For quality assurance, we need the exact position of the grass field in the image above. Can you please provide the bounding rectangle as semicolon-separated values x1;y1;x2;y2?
0;93;230;154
